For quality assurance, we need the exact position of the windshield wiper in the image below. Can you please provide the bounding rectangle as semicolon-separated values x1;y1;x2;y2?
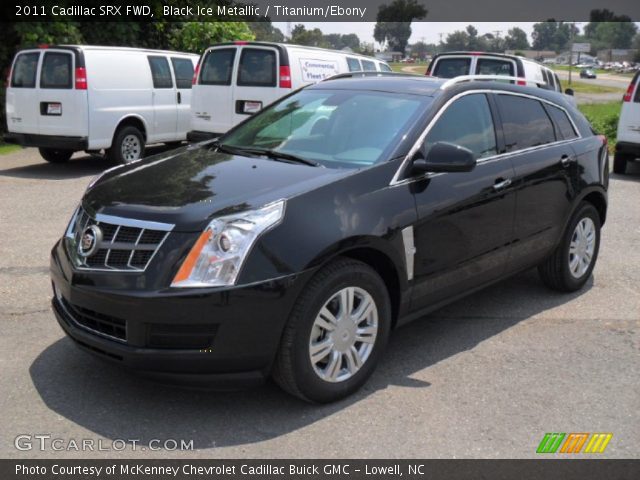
212;142;260;158
245;148;322;167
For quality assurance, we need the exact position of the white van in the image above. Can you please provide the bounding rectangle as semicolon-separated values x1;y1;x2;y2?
188;42;391;141
5;45;199;164
426;52;569;95
614;71;640;174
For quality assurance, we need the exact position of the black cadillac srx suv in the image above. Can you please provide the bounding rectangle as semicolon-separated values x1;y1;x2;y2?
51;74;609;403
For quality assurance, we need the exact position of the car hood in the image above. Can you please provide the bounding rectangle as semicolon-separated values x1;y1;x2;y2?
83;145;352;231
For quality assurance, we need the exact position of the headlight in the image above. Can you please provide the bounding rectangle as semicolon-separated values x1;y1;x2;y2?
171;200;285;288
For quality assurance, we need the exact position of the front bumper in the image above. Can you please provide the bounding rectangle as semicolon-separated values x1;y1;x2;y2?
50;239;314;386
4;132;88;150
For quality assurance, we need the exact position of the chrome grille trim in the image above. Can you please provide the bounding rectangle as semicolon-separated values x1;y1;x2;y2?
65;206;174;272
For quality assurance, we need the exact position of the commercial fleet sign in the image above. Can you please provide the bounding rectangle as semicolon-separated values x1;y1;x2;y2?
300;59;340;82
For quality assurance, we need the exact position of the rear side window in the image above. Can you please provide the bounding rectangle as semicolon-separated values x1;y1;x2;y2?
553;74;562;92
11;52;39;88
41;52;72;89
171;57;194;89
432;58;471;78
200;48;235;86
546;104;578;140
541;69;552;89
379;63;392;72
425;93;497;159
496;94;556;151
633;72;640;103
148;56;173;88
347;57;361;72
237;48;276;87
361;59;376;71
476;58;514;76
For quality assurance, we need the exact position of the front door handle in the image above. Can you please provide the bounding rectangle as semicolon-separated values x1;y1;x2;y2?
493;178;512;191
560;154;571;167
177;91;182;104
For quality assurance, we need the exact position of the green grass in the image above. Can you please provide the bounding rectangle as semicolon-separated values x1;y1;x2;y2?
560;79;625;94
578;101;622;150
0;143;21;155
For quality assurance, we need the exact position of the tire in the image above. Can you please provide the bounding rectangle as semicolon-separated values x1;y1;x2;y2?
538;202;601;292
272;257;392;403
107;126;145;164
38;148;73;163
613;152;628;175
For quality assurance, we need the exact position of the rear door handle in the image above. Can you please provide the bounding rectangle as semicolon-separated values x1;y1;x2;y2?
561;154;572;167
493;178;512;191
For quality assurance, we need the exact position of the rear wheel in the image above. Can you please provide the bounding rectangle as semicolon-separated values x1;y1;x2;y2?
538;202;601;292
613;152;628;174
38;148;73;163
273;258;391;403
107;126;145;164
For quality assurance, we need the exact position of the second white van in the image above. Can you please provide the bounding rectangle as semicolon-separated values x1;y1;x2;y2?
187;42;391;141
5;45;199;164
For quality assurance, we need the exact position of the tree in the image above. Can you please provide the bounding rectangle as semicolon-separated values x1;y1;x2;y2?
633;34;640;62
290;25;326;48
249;21;285;43
374;0;427;55
169;22;254;53
504;27;530;51
408;41;437;59
443;31;470;51
532;21;577;52
591;22;638;49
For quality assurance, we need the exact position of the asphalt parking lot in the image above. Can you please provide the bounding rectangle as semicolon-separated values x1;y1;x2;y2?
1;147;638;459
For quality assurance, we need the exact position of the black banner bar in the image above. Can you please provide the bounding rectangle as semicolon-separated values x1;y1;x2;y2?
2;460;640;480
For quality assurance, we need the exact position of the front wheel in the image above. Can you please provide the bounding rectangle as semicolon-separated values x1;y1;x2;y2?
38;148;73;163
273;258;391;403
107;126;145;164
538;202;601;292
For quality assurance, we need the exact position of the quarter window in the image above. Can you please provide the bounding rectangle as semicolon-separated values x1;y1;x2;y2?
546;105;578;140
425;94;497;159
496;95;556;151
379;63;392;72
347;57;361;72
361;60;376;71
633;72;640;103
237;48;276;87
148;56;173;89
11;52;39;88
432;58;471;78
171;57;194;89
41;52;72;89
200;49;235;85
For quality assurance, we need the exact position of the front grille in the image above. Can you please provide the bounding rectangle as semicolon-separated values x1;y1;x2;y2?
66;207;172;271
55;295;127;342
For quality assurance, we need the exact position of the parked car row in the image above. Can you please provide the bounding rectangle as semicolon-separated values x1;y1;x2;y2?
5;42;391;164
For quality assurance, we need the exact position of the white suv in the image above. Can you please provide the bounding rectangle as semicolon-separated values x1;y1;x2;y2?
614;71;640;174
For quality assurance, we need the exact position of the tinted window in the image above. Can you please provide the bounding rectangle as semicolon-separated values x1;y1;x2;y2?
200;48;235;85
379;63;392;72
40;52;72;89
476;58;514;76
171;57;194;89
425;94;497;159
148;56;173;88
496;95;556;151
633;72;640;103
546;105;578;140
237;48;276;87
347;57;361;72
361;60;377;71
222;90;425;168
433;58;471;78
541;68;552;89
11;52;39;88
553;73;562;92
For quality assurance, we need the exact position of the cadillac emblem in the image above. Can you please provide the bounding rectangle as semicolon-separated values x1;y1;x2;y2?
78;225;102;257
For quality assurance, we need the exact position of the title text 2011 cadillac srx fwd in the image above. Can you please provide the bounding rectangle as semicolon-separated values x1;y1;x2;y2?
51;74;608;402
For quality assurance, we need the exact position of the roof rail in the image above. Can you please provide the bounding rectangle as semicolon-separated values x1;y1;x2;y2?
439;75;538;90
322;71;420;82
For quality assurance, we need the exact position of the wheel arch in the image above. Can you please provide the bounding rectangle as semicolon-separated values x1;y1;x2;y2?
111;115;148;146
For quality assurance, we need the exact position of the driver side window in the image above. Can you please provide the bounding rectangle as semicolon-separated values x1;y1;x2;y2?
425;94;497;159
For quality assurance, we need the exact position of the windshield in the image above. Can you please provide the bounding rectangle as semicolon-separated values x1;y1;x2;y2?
220;89;427;168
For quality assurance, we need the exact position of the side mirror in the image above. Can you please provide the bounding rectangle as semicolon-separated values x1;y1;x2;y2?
565;88;574;96
412;142;476;174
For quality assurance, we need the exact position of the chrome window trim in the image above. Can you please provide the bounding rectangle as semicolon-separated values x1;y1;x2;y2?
389;89;582;187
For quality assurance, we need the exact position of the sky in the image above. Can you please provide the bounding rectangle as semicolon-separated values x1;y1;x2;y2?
272;22;575;47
